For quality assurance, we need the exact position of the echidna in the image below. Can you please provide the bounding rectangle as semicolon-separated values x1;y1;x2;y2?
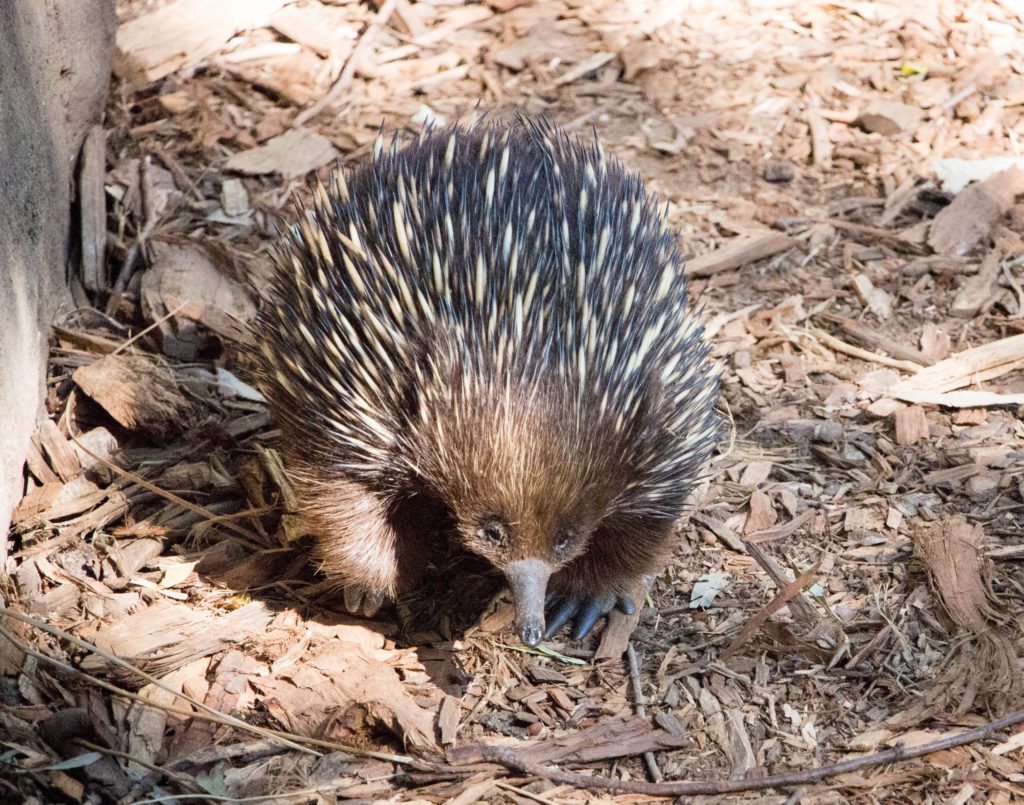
255;116;721;646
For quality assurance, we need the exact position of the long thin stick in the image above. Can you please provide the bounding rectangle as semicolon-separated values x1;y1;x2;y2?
481;708;1024;796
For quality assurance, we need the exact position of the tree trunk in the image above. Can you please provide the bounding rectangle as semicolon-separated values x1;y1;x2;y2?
0;0;116;558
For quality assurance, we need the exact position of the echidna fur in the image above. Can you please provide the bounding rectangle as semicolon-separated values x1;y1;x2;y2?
255;115;721;645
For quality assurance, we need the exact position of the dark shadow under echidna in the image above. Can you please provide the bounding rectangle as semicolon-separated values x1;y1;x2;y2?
254;116;722;646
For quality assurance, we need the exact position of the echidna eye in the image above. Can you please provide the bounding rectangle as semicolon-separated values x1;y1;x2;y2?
554;530;574;553
477;519;507;544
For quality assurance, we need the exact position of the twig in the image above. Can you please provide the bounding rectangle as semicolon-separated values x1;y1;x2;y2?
803;327;924;373
494;781;560;805
73;738;204;796
626;643;662;783
720;562;820;660
481;708;1024;795
292;0;399;128
67;415;263;543
112;298;190;355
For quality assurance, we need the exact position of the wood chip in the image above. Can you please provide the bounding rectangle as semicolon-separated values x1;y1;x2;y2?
894;405;929;445
79;601;273;678
79;126;107;292
35;419;81;483
886;333;1024;407
856;100;923;135
220;178;250;217
114;0;291;84
269;2;357;58
225;127;339;179
554;52;617;86
951;248;1002;318
438;694;461;746
851;274;893;319
141;241;257;356
806;108;832;168
745;489;778;534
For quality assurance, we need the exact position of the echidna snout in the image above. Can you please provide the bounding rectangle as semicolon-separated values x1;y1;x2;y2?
505;559;552;646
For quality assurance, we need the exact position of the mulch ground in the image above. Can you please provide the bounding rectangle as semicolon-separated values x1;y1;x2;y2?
4;0;1024;802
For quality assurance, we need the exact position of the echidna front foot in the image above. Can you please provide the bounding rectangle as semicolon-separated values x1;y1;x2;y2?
342;584;387;619
543;590;637;641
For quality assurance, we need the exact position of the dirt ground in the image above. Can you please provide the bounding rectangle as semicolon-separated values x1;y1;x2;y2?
4;0;1024;802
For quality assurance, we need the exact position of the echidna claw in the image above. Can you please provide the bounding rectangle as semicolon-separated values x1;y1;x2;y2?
543;591;637;641
342;585;385;618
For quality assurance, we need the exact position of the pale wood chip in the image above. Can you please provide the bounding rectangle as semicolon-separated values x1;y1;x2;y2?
115;0;292;84
894;405;929;445
886;332;1024;407
225;127;339;179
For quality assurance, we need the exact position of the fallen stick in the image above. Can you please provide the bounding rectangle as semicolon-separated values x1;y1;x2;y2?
481;708;1024;796
806;327;924;373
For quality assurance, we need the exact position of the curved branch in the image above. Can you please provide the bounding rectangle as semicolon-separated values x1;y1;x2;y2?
482;709;1024;796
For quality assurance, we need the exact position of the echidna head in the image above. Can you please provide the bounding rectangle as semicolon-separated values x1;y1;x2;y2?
418;385;631;646
455;492;602;646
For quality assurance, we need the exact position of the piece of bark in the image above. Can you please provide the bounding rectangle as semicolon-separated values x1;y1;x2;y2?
438;695;461;746
35;419;81;483
79;126;107;292
594;575;649;659
620;39;661;82
894;405;929;445
73;353;196;439
79;600;273;678
141;241;257;357
951;249;1002;318
856;100;923;135
913;517;992;632
686;232;796;278
115;0;290;84
745;489;777;534
929;168;1024;256
28;583;80;617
